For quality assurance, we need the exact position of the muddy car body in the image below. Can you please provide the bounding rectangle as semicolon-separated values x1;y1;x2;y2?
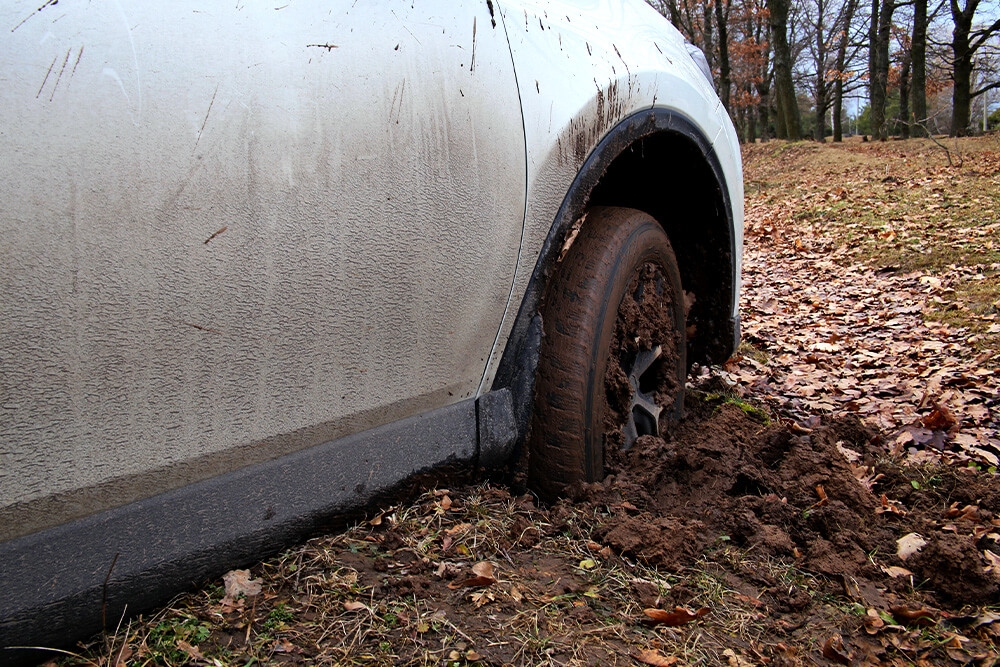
0;0;742;656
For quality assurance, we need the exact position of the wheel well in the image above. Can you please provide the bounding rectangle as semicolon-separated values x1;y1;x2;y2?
588;131;735;366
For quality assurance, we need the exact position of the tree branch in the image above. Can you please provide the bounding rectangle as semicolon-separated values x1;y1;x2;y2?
972;79;1000;98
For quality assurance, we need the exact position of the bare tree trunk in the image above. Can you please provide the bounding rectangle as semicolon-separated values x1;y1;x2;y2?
814;0;829;142
950;0;978;136
769;0;802;139
910;0;928;136
833;0;859;142
714;0;732;111
898;51;911;138
869;0;895;141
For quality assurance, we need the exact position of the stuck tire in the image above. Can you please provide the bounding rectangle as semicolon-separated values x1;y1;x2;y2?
529;206;686;499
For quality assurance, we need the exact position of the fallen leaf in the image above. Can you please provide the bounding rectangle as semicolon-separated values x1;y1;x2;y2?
222;569;262;602
890;605;938;626
877;494;907;516
822;635;850;665
273;639;296;653
578;559;598;570
112;645;133;667
176;640;204;661
896;533;927;560
815;484;829;506
440;495;453;511
635;648;679;666
944;502;979;522
448;561;496;589
509;585;523;602
343;600;368;612
983;549;1000;573
922;402;958;432
881;565;914;578
863;608;884;634
723;648;754;666
643;606;710;626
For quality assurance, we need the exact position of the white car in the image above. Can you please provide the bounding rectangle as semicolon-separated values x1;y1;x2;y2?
0;0;742;655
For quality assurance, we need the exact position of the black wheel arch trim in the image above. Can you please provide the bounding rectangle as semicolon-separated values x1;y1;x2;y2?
490;106;739;455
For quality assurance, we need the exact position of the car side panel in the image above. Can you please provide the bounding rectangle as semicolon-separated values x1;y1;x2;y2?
0;1;526;539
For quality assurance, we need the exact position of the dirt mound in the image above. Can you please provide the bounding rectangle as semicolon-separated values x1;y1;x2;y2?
584;390;1000;612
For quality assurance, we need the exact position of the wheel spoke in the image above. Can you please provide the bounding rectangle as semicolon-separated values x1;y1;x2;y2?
623;345;664;449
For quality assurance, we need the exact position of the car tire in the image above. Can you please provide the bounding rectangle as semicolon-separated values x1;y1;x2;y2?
529;206;686;500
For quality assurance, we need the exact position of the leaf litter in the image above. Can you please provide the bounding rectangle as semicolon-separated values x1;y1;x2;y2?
52;137;1000;666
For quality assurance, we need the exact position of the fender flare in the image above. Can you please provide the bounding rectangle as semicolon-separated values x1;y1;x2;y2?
488;107;739;456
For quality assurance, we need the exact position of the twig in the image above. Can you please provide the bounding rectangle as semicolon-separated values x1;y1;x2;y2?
102;552;120;633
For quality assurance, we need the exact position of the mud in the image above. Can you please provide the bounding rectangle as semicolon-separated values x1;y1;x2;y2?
298;384;999;666
604;260;683;451
584;384;1000;613
137;378;1000;666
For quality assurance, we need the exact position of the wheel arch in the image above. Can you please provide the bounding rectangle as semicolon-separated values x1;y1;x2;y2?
490;107;739;452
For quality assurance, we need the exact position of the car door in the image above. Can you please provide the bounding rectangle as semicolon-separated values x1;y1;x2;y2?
0;0;526;538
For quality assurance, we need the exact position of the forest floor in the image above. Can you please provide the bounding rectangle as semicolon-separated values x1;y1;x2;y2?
54;135;1000;667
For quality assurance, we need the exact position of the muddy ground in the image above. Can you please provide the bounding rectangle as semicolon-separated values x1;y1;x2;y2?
62;383;1000;667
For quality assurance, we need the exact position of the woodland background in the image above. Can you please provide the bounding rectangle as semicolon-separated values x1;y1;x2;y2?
647;0;1000;141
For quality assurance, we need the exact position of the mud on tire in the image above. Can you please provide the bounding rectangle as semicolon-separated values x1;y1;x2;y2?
529;206;686;500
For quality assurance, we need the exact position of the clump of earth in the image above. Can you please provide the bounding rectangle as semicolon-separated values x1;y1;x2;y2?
592;385;1000;611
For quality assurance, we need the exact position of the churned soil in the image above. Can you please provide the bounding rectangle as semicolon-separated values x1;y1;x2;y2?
64;384;1000;666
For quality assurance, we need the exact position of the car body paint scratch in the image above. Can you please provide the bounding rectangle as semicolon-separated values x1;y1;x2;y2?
70;45;84;78
470;16;477;72
11;0;57;33
36;55;56;98
48;48;71;102
195;84;219;151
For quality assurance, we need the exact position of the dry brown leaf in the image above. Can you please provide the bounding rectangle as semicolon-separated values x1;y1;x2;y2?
222;569;262;602
877;493;907;516
112;645;133;667
440;495;453;511
815;484;829;506
635;649;679;666
890;605;938;626
882;565;914;578
863;608;885;635
176;640;204;661
896;533;927;560
922;402;958;432
983;549;1000;573
642;606;710;626
448;561;496;589
273;639;297;653
944;502;980;522
821;635;850;665
343;600;368;612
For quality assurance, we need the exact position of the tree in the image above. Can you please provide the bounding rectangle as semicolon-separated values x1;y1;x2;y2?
715;0;734;110
769;0;803;138
831;0;864;141
949;0;1000;135
910;0;929;135
869;0;902;140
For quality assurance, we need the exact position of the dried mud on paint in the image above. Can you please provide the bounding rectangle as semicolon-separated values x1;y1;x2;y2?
61;138;1000;666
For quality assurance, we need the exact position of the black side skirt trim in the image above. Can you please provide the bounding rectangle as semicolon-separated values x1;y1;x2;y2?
1;399;479;662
